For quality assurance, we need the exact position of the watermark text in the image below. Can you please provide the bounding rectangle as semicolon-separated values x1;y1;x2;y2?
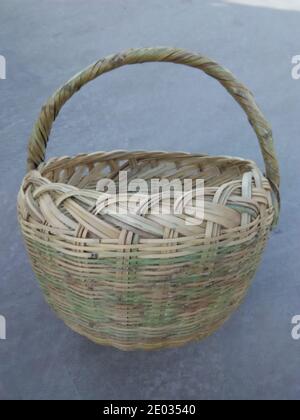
0;315;6;340
96;172;204;225
291;315;300;340
0;55;6;80
292;55;300;80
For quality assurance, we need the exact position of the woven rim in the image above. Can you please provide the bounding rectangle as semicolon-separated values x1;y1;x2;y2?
20;151;275;240
26;47;280;209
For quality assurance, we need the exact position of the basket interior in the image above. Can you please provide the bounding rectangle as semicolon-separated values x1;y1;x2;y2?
41;153;253;189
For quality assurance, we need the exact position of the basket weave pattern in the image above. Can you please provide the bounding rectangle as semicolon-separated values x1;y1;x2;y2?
18;48;280;350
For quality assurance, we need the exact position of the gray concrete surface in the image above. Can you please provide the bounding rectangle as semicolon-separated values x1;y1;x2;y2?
1;0;300;400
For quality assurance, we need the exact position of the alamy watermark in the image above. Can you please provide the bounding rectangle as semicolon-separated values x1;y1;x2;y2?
0;315;6;340
95;172;204;225
0;55;6;79
291;315;300;340
292;55;300;80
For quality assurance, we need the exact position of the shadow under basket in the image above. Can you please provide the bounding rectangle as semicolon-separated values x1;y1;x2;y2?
17;47;280;350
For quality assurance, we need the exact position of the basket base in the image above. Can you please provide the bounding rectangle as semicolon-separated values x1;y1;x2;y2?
62;298;244;351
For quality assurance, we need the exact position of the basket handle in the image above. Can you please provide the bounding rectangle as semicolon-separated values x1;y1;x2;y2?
27;47;280;198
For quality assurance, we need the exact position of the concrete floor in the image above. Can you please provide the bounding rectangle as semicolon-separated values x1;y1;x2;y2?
1;0;300;400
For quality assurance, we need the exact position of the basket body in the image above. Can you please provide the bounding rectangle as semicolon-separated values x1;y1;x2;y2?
18;151;274;350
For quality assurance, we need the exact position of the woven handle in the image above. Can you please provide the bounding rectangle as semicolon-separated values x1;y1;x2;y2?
27;47;280;196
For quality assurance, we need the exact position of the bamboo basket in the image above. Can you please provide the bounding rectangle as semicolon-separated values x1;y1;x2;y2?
18;47;280;350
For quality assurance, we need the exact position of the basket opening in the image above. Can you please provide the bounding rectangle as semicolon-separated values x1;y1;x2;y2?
27;152;274;240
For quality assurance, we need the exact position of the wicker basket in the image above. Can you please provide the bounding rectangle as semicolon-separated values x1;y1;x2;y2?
18;47;280;350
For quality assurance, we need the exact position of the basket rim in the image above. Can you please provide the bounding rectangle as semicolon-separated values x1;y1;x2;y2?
18;150;275;243
33;150;259;180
